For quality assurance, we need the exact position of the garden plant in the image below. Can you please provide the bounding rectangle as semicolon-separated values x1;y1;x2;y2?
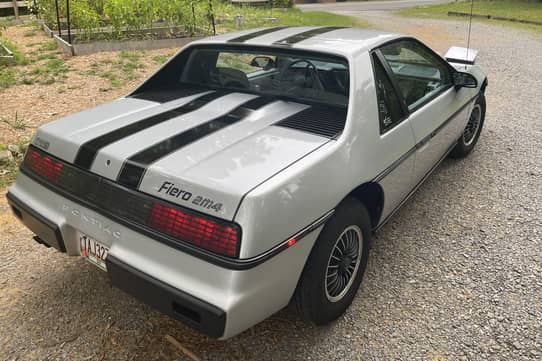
32;0;296;41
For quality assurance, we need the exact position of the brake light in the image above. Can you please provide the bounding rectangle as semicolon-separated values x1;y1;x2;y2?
24;149;63;183
148;203;239;257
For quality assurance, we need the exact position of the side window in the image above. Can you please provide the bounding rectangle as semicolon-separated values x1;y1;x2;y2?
372;54;406;133
380;40;453;111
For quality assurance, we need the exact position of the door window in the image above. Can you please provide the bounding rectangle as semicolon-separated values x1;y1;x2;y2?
380;40;453;111
372;54;406;133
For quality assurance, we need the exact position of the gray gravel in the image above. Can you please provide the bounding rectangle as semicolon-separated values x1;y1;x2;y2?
1;14;541;361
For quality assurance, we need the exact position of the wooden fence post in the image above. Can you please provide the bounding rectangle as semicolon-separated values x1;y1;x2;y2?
12;0;19;19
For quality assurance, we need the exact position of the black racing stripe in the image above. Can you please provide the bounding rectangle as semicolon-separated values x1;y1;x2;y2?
241;96;276;110
117;97;276;189
227;26;288;43
130;86;206;103
274;26;346;45
73;91;227;170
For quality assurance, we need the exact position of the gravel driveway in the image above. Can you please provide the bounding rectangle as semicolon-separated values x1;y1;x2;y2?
1;13;541;361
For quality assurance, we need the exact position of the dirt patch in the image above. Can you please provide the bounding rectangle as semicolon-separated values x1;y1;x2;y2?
0;22;176;147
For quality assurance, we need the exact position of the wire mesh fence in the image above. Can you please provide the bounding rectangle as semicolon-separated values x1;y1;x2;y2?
32;0;221;43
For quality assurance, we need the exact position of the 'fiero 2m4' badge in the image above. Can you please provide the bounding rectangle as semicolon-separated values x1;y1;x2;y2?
157;181;224;213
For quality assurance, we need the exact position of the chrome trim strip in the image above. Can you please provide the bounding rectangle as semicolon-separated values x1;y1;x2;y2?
234;209;335;267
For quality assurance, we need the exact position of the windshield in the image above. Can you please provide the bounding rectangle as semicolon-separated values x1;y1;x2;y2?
134;45;349;107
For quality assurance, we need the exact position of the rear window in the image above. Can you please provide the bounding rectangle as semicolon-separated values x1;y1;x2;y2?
134;45;349;107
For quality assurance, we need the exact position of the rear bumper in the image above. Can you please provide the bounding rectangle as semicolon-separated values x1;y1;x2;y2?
8;188;226;337
7;172;321;339
106;255;226;338
6;191;66;252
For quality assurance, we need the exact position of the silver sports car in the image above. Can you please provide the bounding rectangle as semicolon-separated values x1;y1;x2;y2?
7;26;487;339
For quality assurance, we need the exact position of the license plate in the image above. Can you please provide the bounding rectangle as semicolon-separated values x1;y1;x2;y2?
79;233;109;271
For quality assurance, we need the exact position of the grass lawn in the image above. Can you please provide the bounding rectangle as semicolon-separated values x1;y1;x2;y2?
397;0;542;33
217;7;368;31
274;9;367;27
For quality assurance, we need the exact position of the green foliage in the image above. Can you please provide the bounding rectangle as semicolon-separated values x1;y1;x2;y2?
269;0;294;8
118;51;145;80
39;40;58;52
71;1;102;38
152;54;168;64
0;19;7;36
82;51;147;89
36;53;59;61
0;67;16;89
33;0;366;40
0;137;29;190
29;58;69;85
0;156;20;189
104;0;155;34
24;30;37;37
1;112;27;130
1;38;29;65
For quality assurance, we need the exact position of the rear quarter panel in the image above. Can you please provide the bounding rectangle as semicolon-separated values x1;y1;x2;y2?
235;51;394;258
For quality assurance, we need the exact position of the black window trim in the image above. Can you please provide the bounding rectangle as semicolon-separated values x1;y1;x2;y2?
371;37;458;129
130;43;351;109
370;50;409;134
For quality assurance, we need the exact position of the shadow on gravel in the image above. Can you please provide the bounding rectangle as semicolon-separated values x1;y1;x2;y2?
6;249;349;360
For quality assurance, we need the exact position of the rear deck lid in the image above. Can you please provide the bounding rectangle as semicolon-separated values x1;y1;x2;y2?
32;91;347;220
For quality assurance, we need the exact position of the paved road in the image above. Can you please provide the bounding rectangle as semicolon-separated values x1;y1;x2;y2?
297;0;452;12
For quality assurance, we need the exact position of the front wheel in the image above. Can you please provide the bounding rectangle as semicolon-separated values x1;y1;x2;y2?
290;198;371;325
450;94;486;159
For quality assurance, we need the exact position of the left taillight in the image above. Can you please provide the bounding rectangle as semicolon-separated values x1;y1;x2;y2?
24;149;63;183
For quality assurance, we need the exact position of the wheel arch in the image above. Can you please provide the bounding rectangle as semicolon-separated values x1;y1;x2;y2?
344;182;384;230
480;77;488;94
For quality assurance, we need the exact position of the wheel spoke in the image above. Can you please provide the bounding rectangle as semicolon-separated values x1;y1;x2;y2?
339;237;346;253
325;225;363;301
329;278;340;295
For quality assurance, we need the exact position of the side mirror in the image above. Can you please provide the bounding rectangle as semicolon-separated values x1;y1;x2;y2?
453;71;478;88
250;56;275;70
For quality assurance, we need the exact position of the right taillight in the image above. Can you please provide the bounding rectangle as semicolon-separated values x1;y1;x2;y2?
148;203;239;258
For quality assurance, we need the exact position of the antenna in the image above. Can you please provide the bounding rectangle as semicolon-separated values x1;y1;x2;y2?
465;0;474;70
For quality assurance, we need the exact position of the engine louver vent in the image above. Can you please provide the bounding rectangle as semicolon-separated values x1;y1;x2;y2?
275;106;347;138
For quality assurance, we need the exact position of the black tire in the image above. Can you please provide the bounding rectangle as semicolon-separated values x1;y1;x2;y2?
450;94;486;159
290;197;371;325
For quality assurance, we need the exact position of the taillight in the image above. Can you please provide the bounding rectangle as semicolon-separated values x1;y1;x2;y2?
148;203;239;257
24;149;63;183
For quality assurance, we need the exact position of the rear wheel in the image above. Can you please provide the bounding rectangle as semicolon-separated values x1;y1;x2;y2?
450;94;486;158
290;198;370;325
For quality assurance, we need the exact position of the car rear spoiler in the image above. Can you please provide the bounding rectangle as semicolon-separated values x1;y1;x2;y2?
445;46;478;65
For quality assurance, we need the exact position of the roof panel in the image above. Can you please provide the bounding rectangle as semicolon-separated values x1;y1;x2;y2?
193;27;402;57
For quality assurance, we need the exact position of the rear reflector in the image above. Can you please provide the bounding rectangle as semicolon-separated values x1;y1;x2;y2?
148;203;239;257
25;149;63;183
